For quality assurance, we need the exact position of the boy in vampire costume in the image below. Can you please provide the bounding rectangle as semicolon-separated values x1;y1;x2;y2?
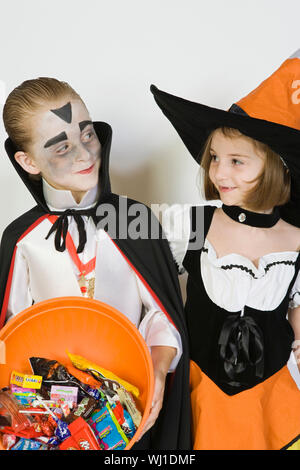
0;77;191;450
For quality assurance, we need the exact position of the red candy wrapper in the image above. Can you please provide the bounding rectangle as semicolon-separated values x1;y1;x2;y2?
33;414;56;437
59;417;100;450
0;389;32;432
2;433;18;450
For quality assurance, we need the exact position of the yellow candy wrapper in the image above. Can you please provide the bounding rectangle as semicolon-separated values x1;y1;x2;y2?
67;352;139;398
10;370;42;389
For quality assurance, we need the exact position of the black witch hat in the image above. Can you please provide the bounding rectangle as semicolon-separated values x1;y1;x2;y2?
151;49;300;227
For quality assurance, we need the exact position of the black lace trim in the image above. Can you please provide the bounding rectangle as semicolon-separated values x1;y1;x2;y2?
290;291;300;302
201;247;296;279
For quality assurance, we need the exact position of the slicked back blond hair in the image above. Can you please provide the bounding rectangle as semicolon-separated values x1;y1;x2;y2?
3;77;83;151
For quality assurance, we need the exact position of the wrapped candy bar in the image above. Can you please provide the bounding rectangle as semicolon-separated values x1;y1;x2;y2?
0;351;143;451
88;402;129;450
67;352;139;398
10;438;45;450
65;396;98;424
65;365;101;389
0;388;32;432
10;385;36;407
50;385;78;407
29;357;93;401
122;410;136;440
10;371;42;389
59;417;100;450
116;386;142;428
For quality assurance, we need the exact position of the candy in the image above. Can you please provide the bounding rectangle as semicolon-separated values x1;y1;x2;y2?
59;417;100;450
61;402;71;418
10;371;42;389
65;396;98;424
29;357;92;401
50;385;78;407
122;410;136;440
48;436;60;447
86;387;101;400
11;385;36;407
112;401;125;425
0;389;32;431
1;353;141;451
88;403;128;450
11;385;36;395
10;438;43;450
67;352;139;398
54;419;71;442
116;386;142;428
66;364;101;388
32;399;59;409
2;433;17;450
33;414;57;436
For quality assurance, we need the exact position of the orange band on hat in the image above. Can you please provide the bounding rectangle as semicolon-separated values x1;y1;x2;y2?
236;54;300;131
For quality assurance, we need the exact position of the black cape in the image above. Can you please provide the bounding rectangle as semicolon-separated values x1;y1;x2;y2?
0;121;191;450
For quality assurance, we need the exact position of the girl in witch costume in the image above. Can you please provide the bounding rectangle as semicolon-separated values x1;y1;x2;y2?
151;49;300;450
0;77;191;449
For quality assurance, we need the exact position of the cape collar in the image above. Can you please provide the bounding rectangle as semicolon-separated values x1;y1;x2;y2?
42;178;100;211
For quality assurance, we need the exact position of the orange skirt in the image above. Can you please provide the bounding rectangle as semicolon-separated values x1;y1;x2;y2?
190;360;300;450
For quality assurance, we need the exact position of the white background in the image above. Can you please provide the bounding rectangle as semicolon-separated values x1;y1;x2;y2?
0;0;300;383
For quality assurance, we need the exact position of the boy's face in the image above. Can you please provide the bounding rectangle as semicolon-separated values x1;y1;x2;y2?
208;129;265;209
27;99;101;199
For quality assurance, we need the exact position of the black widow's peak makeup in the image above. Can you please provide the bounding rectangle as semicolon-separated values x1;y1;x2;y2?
50;102;72;124
43;122;94;149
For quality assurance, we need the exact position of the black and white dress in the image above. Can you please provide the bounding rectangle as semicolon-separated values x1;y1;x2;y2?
163;203;300;450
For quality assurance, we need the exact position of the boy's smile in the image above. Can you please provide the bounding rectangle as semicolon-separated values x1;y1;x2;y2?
25;99;101;202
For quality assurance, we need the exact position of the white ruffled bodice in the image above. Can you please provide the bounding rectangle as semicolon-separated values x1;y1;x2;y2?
163;204;300;312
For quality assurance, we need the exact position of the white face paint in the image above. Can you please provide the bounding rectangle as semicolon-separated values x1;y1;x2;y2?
27;99;101;201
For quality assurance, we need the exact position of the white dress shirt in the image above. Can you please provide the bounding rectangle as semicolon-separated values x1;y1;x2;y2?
6;180;182;371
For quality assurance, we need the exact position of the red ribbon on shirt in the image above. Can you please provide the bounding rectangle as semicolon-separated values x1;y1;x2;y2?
47;215;96;294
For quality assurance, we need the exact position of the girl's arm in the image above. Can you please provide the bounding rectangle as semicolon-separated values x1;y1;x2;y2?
288;306;300;373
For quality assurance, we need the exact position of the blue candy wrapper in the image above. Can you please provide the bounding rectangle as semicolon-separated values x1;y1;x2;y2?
89;403;128;450
54;419;71;442
11;439;42;450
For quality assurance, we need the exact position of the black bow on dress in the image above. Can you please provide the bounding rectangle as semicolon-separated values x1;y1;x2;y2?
218;313;264;387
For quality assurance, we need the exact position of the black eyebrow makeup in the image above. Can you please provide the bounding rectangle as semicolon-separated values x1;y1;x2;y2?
79;120;93;132
44;131;68;149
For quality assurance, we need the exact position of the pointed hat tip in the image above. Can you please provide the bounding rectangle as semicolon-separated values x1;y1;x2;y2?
150;84;158;94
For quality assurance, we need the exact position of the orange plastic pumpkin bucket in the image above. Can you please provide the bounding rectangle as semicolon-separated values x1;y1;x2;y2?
0;296;154;450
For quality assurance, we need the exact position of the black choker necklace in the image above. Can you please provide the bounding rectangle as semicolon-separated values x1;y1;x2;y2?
221;204;280;228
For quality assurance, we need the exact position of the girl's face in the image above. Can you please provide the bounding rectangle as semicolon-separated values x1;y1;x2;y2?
26;98;101;200
208;129;265;209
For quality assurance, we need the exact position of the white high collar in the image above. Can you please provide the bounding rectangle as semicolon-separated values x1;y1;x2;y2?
42;178;99;211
